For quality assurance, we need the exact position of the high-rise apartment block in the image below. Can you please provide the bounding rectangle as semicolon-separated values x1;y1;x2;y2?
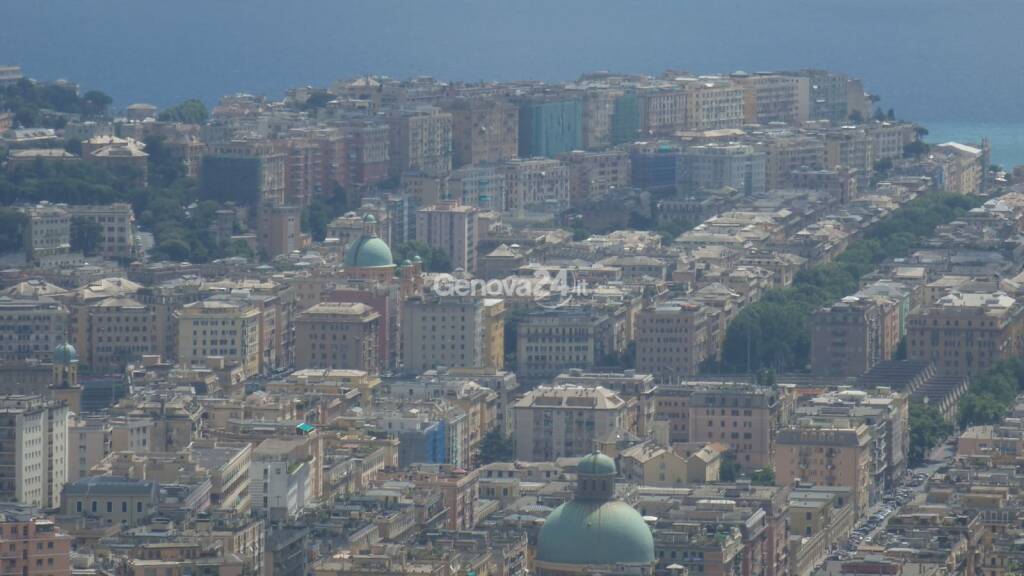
0;396;69;509
388;106;453;179
400;296;505;374
501;158;570;215
512;384;630;461
442;97;518;167
416;201;479;272
294;302;380;373
177;299;262;379
906;291;1024;378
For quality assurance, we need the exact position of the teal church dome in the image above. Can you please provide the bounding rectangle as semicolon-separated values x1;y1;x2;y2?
344;235;395;269
54;342;78;364
535;452;655;567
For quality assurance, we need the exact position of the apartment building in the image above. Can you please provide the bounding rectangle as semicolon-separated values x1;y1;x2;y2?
775;423;873;516
0;396;69;509
84;296;155;373
906;291;1024;378
442;97;518;167
0;297;68;362
635;301;714;382
448;165;505;211
678;144;767;196
415;201;479;272
763;135;826;190
67;203;137;260
22;202;71;264
516;96;582;158
811;295;900;378
563;149;632;206
553;369;656;436
683;78;746;131
733;73;811;124
257;203;303;258
294;302;380;373
249;437;319;522
202;139;286;207
512;384;630;461
339;118;390;189
177;299;262;379
0;506;71;576
400;296;504;374
515;309;614;382
652;381;786;472
501;157;571;215
388;106;453;179
637;86;688;135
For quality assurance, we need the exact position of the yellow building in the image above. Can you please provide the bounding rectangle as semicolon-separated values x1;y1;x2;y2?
177;299;261;379
295;302;380;373
775;423;872;516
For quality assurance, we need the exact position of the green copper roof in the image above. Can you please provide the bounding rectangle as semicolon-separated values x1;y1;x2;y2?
536;500;654;566
344;235;394;268
578;452;616;475
54;342;78;364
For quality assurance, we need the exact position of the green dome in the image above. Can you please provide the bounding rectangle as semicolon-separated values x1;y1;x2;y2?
54;342;78;364
536;500;655;566
344;235;394;268
578;452;617;476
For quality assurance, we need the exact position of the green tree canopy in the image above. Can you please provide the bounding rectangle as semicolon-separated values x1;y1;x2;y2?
158;99;209;124
70;217;103;256
476;428;514;465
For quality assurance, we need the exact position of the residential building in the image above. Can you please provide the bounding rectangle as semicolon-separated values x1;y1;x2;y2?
734;73;811;124
502;158;570;214
177;299;262;379
635;301;714;382
416;201;479;272
678;144;767;195
563;149;631;206
67;203;138;260
22;202;71;264
516;309;615;382
257;203;303;258
388;106;453;178
449;164;505;211
652;381;786;472
517;96;582;158
906;291;1024;378
811;295;899;378
442;97;518;167
775;423;873;516
0;505;71;576
683;78;746;131
400;296;505;374
294;302;380;373
201;139;286;208
512;385;630;461
0;396;68;508
249;438;317;522
0;297;68;363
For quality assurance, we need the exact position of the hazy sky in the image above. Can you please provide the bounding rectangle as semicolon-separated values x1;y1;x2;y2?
4;0;1022;122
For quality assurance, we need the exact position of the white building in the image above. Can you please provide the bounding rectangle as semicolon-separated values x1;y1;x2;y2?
0;395;69;508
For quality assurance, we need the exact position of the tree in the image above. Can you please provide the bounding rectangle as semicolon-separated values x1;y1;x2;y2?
393;240;452;273
82;90;113;117
70;217;103;256
903;141;930;158
476;428;514;465
750;467;775;486
909;403;952;466
0;209;27;253
719;454;741;482
158;99;209;124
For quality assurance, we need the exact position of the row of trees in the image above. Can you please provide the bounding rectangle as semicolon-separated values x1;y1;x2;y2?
1;78;112;127
0;132;249;262
718;193;982;373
